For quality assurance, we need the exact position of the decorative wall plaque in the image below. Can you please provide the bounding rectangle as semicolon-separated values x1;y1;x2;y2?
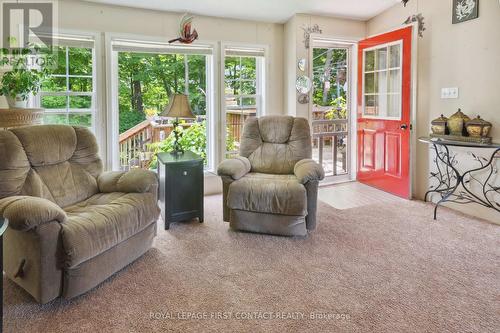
452;0;479;24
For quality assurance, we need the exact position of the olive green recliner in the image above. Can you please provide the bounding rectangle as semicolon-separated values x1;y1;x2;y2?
218;115;325;237
0;125;160;303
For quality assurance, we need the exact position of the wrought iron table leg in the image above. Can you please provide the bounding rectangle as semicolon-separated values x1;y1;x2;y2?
433;175;461;220
426;143;500;220
429;144;461;220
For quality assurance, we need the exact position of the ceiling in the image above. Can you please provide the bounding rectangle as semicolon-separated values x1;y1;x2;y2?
81;0;401;23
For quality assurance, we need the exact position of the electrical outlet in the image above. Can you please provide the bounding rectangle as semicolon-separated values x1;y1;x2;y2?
441;87;459;99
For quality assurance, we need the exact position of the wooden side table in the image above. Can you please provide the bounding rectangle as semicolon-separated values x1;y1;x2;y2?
157;151;204;230
0;218;8;333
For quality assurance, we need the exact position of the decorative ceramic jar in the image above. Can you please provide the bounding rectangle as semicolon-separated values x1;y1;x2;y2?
431;114;448;135
447;109;471;136
465;116;492;138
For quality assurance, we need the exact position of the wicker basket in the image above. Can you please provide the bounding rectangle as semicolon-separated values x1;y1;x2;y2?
0;108;44;128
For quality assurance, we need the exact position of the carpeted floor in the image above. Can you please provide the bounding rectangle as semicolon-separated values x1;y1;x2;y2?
4;195;500;333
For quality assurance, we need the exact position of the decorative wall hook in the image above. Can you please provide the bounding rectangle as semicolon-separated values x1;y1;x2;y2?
301;24;322;49
403;13;426;38
402;0;411;7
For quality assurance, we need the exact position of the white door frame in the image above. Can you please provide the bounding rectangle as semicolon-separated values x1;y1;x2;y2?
308;34;360;185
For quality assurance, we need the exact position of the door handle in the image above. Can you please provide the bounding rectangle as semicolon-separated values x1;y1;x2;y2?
400;124;408;130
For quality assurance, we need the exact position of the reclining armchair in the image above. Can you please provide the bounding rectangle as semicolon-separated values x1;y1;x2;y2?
218;115;324;236
0;125;160;303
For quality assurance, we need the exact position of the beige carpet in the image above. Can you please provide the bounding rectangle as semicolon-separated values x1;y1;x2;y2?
4;195;500;333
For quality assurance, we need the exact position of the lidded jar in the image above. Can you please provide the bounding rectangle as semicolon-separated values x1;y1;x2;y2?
431;114;448;135
447;109;471;136
465;116;492;138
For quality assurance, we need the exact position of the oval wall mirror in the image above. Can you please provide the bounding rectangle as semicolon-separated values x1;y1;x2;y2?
297;58;306;72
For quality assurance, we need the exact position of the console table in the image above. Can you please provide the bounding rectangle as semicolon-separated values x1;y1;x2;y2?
419;137;500;220
0;218;8;333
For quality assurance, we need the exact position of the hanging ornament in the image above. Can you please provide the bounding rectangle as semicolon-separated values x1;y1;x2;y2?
403;13;426;37
301;24;322;49
169;14;199;44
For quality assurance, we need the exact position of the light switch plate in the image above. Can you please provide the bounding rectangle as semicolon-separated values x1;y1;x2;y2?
441;87;459;99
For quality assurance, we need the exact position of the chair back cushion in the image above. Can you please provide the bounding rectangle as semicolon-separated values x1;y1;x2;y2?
0;125;103;207
239;116;312;174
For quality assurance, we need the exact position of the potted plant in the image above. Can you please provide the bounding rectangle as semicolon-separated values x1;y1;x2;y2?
0;46;51;108
0;68;46;108
0;45;53;127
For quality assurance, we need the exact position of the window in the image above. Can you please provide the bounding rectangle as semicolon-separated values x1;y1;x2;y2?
363;41;402;119
224;47;265;157
38;36;96;129
110;39;214;171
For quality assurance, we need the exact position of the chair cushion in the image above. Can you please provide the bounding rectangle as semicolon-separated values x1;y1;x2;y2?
239;116;312;174
61;192;159;268
227;173;307;216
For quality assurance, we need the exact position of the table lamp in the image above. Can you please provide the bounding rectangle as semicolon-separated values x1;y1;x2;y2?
160;94;196;155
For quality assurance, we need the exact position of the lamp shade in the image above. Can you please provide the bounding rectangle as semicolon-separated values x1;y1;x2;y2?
160;94;196;119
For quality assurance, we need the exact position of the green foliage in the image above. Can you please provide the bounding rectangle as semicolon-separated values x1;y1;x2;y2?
326;96;347;120
0;46;54;100
0;70;44;100
119;111;146;134
118;52;207;133
148;121;206;169
148;121;236;169
312;48;347;110
43;113;92;127
224;56;257;95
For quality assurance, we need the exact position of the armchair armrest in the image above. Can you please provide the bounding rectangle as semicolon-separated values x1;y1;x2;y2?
217;156;251;180
98;169;158;194
294;159;325;184
0;196;67;231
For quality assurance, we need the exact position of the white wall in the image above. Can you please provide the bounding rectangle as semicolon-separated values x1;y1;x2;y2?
367;0;500;223
284;16;297;116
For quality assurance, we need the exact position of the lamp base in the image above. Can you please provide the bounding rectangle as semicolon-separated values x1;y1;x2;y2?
170;148;184;155
170;117;184;155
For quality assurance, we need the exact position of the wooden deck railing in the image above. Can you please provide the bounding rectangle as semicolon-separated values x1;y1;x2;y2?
118;113;341;171
118;114;209;170
312;118;348;176
119;119;154;170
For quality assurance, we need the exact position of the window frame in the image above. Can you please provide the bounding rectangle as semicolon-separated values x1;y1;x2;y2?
222;44;266;158
361;40;403;121
106;34;217;172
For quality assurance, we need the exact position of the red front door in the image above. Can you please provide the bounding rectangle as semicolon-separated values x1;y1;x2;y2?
357;26;413;199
